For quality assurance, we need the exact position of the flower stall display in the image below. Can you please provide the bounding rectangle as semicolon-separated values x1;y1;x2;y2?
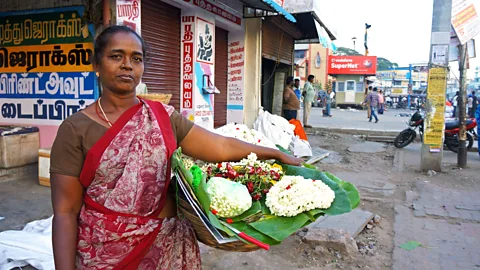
172;148;360;251
214;123;277;149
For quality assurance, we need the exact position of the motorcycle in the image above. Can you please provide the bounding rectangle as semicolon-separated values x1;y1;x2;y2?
393;111;477;152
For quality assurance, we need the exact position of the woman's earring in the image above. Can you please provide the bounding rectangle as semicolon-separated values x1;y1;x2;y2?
95;72;99;77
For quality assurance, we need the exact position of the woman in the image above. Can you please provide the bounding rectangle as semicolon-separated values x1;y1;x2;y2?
50;25;302;270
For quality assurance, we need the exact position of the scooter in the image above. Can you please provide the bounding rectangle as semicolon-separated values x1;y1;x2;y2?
393;111;477;152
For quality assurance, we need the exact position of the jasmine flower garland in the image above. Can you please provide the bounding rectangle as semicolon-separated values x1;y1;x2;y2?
266;176;335;217
206;177;252;218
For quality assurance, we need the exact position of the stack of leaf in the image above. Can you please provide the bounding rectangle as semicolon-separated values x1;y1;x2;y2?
172;149;360;250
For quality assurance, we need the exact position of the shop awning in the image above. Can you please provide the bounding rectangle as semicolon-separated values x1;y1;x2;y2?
239;0;297;23
283;0;337;50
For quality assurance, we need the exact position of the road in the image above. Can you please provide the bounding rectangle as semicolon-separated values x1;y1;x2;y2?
303;107;411;131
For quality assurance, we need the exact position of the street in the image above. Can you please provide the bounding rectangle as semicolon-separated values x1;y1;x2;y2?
2;131;480;269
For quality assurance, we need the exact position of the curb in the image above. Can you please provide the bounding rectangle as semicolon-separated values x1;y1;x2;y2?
307;126;402;137
307;126;479;153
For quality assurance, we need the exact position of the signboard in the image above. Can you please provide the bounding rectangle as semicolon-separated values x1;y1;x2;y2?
449;38;476;61
327;56;377;75
451;0;480;44
227;35;245;124
116;0;141;34
431;44;449;65
0;7;96;126
191;0;241;25
180;15;195;121
424;68;447;147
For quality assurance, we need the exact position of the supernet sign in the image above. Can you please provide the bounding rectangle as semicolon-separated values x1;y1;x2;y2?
328;56;377;75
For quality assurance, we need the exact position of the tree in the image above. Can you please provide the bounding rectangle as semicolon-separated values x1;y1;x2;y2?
334;47;399;70
325;80;332;91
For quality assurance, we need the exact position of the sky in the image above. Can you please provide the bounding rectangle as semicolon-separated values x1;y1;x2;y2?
320;0;479;79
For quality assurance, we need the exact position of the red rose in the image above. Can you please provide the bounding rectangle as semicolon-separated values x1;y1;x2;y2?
247;182;254;193
252;194;262;201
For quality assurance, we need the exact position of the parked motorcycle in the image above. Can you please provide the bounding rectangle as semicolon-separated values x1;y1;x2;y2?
393;111;477;152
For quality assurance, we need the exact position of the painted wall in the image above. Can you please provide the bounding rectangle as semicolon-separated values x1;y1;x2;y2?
243;18;262;127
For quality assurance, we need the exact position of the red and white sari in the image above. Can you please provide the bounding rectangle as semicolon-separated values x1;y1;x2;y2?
76;100;201;269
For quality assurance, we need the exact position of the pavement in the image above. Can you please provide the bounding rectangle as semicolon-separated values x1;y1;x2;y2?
392;143;480;270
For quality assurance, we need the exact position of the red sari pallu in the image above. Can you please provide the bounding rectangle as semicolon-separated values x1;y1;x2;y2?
76;100;201;269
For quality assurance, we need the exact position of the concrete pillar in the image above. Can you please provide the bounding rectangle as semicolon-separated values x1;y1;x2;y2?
243;18;262;127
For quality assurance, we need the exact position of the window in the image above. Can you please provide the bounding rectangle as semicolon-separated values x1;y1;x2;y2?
337;82;345;92
393;80;402;86
294;50;306;60
356;82;364;92
346;80;355;91
332;82;337;92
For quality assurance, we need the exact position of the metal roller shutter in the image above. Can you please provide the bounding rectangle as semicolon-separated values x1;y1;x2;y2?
141;0;181;109
262;19;294;65
214;27;228;127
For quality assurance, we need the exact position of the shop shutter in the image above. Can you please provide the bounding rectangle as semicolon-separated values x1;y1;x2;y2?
214;27;228;127
141;0;181;109
262;19;294;65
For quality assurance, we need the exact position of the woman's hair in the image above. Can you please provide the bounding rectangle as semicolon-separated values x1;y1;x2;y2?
94;25;146;65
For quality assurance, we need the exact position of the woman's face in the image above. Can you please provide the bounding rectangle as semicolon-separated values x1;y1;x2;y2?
95;32;144;95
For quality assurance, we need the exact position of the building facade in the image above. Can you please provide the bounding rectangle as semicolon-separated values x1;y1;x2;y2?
0;0;336;148
376;67;429;97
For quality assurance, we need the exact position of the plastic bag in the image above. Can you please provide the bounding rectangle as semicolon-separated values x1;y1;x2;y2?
290;136;312;157
253;110;295;150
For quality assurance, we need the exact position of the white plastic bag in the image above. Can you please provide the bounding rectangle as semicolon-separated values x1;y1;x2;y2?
290;136;313;157
253;110;295;150
0;217;54;270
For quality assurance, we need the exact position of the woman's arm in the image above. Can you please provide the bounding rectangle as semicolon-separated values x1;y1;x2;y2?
51;174;84;270
180;125;303;165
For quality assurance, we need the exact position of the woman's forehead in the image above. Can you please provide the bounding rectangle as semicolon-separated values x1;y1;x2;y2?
105;32;143;52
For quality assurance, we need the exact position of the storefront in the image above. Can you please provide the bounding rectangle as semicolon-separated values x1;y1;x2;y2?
327;55;378;106
0;2;101;148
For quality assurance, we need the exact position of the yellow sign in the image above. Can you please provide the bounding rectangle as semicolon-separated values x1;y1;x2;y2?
423;67;447;146
392;88;405;94
0;43;93;73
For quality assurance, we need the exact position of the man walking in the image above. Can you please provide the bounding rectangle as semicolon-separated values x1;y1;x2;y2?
283;76;300;121
302;75;315;128
366;86;372;118
364;87;380;123
324;89;333;117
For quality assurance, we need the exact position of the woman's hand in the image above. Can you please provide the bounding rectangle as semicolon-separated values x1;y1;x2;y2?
276;151;303;166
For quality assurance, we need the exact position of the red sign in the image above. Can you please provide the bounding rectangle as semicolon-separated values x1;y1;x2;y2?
181;16;194;109
327;56;377;75
192;0;241;25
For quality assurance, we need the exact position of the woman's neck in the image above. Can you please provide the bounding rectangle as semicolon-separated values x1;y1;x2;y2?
100;90;139;112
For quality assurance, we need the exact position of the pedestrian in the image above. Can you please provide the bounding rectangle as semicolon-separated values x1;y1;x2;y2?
385;95;392;109
49;25;302;270
364;87;380;123
302;75;315;128
378;89;385;114
453;91;459;117
283;76;301;121
323;88;333;117
294;78;302;101
366;86;372;118
471;91;478;119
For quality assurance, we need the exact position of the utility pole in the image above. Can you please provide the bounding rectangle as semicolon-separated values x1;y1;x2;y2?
457;44;468;167
420;0;452;172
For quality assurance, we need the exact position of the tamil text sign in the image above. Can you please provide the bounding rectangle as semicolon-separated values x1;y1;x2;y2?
327;56;377;75
0;7;96;125
451;0;480;44
116;0;141;34
424;68;447;148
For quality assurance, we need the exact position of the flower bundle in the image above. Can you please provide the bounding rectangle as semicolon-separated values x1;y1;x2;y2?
203;153;283;201
206;177;252;218
265;176;335;217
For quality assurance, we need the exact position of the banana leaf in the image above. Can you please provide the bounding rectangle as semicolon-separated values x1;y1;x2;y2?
231;201;262;223
229;220;281;245
325;172;360;209
248;213;312;242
